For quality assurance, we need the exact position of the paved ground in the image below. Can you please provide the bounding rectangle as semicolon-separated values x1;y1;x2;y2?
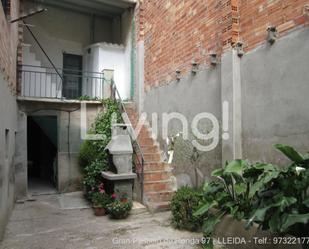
0;194;203;249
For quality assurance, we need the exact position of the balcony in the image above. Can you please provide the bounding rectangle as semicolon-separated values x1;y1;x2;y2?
19;65;113;100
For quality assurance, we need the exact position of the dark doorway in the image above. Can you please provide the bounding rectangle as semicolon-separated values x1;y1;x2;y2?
63;53;83;99
27;116;58;195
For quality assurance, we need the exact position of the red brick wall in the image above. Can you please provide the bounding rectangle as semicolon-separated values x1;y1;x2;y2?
0;0;20;93
136;0;309;90
240;0;309;51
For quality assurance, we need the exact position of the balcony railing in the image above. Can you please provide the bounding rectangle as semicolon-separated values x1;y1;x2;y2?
19;65;112;100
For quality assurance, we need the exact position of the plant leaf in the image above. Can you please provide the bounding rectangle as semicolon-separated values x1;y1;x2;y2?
303;198;309;208
274;144;304;163
274;196;297;212
202;212;225;236
253;163;278;171
194;201;217;217
249;170;280;198
249;196;296;223
203;181;210;192
211;168;224;177
281;213;309;232
235;183;247;195
251;206;270;222
224;160;248;176
268;210;281;232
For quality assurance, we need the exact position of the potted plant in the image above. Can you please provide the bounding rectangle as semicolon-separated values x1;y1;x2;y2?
106;199;133;219
91;183;112;216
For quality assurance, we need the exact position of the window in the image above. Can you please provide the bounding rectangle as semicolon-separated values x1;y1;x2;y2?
1;0;9;16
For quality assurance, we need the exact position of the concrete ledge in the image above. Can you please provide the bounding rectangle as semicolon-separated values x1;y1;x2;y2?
17;96;102;104
101;171;137;180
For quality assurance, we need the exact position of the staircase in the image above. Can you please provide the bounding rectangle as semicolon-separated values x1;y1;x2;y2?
124;103;175;212
21;44;61;98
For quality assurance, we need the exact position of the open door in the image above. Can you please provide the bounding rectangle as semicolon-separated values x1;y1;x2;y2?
63;53;82;99
27;116;58;195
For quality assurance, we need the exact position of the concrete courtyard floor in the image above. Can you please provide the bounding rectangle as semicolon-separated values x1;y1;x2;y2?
0;194;203;249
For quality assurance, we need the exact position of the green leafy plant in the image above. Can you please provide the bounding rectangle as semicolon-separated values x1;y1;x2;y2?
170;186;204;231
83;160;108;199
193;144;309;249
79;99;122;198
106;199;133;219
247;144;309;236
79;99;122;169
193;161;259;249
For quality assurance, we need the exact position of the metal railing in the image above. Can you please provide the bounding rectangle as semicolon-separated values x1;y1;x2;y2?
19;64;108;100
111;80;145;204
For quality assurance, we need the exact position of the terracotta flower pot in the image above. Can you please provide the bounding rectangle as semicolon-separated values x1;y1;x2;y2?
120;198;128;203
93;206;106;216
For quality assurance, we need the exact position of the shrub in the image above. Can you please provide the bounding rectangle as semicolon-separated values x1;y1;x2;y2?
83;160;108;199
79;99;122;169
171;186;204;231
79;99;122;199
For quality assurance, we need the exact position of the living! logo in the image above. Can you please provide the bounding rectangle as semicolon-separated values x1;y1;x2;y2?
80;101;230;152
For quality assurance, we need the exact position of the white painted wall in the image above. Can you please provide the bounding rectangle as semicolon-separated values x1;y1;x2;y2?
23;3;116;69
83;43;130;99
121;9;134;100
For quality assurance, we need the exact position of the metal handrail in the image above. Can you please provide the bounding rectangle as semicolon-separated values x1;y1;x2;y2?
111;79;145;204
19;64;106;100
21;64;105;75
20;70;103;80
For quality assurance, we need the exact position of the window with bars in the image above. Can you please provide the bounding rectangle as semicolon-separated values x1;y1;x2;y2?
1;0;9;16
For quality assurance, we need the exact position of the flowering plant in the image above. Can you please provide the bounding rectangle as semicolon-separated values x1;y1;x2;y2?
91;183;112;208
106;200;133;219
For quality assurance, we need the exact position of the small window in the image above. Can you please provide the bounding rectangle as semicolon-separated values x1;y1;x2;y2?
1;0;9;16
5;129;9;160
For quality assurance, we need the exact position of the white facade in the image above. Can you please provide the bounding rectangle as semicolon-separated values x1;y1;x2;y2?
83;42;131;100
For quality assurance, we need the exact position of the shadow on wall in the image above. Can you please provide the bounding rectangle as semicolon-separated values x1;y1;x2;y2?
163;132;222;190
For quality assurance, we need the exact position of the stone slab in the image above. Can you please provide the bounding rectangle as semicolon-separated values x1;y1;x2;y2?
101;171;137;180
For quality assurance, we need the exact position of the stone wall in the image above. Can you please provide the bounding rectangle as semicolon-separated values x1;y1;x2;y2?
0;0;20;240
142;26;309;187
240;27;309;163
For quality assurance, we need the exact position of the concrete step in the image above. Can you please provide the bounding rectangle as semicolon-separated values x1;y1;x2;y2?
138;152;161;162
145;191;175;203
140;145;159;153
147;201;171;213
143;179;173;192
143;170;172;181
131;201;148;215
124;103;175;212
144;162;167;171
137;137;154;146
137;128;151;138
